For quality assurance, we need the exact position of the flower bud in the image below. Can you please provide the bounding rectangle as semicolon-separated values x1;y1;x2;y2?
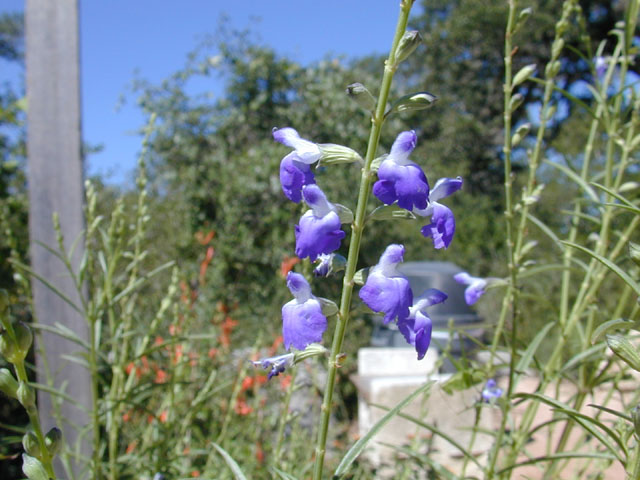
511;123;531;146
17;381;35;409
22;431;41;458
45;427;63;456
317;144;363;166
552;38;565;60
0;368;19;398
513;64;537;87
395;30;423;64
509;93;524;112
545;60;561;79
388;92;437;115
345;83;376;112
0;331;17;363
15;322;33;358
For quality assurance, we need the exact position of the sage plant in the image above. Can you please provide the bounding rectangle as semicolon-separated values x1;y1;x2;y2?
263;1;462;477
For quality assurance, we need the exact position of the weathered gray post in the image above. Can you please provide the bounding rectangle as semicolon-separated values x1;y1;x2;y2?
25;0;91;475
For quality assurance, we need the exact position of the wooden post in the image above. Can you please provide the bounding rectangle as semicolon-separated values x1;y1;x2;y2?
25;0;91;476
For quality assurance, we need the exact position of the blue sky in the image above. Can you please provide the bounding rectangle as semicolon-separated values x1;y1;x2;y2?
1;1;407;185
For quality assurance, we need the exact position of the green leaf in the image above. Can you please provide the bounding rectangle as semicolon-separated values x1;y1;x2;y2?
591;182;637;208
317;297;338;317
333;204;354;224
268;467;298;480
587;404;632;422
388;410;484;469
526;214;564;252
513;393;625;462
562;241;640;297
333;381;433;477
591;318;636;344
22;454;49;480
368;205;416;221
561;343;606;372
514;321;554;384
606;334;640;371
496;452;616;475
552;407;628;458
211;442;248;480
543;160;599;204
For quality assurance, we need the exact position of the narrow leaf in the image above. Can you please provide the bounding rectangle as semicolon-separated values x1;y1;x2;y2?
591;318;635;344
211;442;248;480
562;241;640;297
334;381;433;477
515;322;554;382
543;160;599;203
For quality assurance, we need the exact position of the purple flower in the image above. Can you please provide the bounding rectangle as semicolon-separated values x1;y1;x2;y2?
373;131;430;211
282;272;327;350
273;127;321;203
398;289;447;360
252;352;294;380
415;176;463;249
454;272;487;305
295;185;345;262
481;379;503;402
359;244;413;324
595;56;607;79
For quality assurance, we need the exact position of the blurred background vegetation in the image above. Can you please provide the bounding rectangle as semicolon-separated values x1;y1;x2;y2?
0;0;637;477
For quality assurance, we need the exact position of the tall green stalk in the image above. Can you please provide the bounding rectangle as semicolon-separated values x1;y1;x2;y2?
311;2;414;478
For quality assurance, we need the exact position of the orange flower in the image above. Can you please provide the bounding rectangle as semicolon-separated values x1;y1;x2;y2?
125;441;137;454
241;376;254;391
280;256;300;278
122;411;132;423
199;246;215;285
219;315;238;347
158;410;169;423
208;348;218;359
154;336;164;347
190;471;200;478
234;398;253;416
195;229;215;245
154;369;169;384
173;344;184;365
255;442;265;464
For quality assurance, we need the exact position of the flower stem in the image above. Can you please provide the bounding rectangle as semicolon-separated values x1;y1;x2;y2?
311;2;414;478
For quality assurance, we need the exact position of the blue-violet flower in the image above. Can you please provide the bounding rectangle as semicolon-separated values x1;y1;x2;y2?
415;176;463;249
295;185;345;262
282;272;327;350
273;127;321;203
373;130;430;211
481;378;503;402
398;288;447;360
252;352;295;380
454;272;487;305
359;244;413;324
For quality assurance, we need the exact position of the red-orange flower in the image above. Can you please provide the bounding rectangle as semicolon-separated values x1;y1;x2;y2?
280;256;300;278
154;369;169;384
234;398;253;416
